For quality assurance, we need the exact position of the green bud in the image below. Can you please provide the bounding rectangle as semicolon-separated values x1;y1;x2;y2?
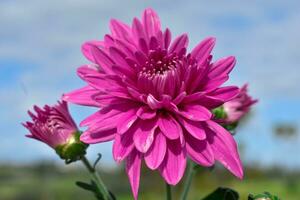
248;192;280;200
55;131;89;164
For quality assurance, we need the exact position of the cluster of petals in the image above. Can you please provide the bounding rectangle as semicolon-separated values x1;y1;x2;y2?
223;84;258;124
23;101;78;148
63;8;243;199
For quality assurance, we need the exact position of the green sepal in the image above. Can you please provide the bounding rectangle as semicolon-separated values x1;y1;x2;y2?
248;192;280;200
223;122;238;132
212;106;227;120
55;131;88;164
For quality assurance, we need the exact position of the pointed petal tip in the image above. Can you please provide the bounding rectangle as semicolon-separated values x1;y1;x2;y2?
207;36;216;43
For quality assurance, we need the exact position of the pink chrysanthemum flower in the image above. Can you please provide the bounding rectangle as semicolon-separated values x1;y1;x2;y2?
23;101;87;163
223;84;258;124
63;8;243;199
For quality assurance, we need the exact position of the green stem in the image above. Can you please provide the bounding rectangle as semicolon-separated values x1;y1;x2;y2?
81;156;112;200
166;183;172;200
180;161;196;200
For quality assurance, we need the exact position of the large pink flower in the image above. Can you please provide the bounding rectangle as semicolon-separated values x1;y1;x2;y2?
23;101;78;149
63;8;243;199
223;84;258;124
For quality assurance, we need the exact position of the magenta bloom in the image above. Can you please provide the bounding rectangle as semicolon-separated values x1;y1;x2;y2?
23;101;78;149
63;8;243;199
223;84;258;124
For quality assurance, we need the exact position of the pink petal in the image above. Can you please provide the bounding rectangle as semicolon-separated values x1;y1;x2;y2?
77;66;121;91
147;94;163;109
92;93;125;106
90;46;114;74
109;19;131;42
133;118;158;153
206;120;243;179
126;150;142;200
113;129;135;163
158;113;181;140
163;28;172;49
179;118;206;140
142;8;161;38
191;37;216;65
202;76;229;91
207;86;239;102
159;140;187;185
62;86;99;107
186;134;214;166
80;109;120;127
182;92;205;104
117;109;139;134
77;64;99;79
109;47;134;72
178;104;212;121
169;34;188;54
208;56;236;79
145;130;167;169
80;128;116;144
81;40;105;62
138;38;149;54
136;106;157;120
132;18;146;42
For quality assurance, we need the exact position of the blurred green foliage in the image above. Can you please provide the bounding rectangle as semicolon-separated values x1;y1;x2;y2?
0;162;298;200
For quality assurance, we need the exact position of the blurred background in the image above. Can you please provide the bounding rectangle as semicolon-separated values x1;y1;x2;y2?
0;0;299;199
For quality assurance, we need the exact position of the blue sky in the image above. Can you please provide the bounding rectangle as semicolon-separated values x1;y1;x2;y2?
0;0;299;168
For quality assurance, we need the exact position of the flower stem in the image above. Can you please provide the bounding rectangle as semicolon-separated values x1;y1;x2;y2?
165;183;172;200
180;161;196;200
81;156;112;200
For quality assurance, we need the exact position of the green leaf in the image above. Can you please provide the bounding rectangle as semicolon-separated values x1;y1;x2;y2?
75;181;95;191
202;187;239;200
75;180;105;200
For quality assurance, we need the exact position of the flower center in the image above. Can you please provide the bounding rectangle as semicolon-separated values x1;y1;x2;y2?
139;50;180;79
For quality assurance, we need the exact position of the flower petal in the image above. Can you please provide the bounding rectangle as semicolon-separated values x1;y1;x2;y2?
207;86;239;102
110;19;131;42
206;120;243;179
90;46;114;74
126;149;142;200
81;41;105;62
191;37;216;65
159;113;182;140
179;118;206;140
132;18;146;42
169;34;188;54
142;8;161;38
113;128;135;163
133;118;158;153
62;86;99;107
159;139;187;185
186;133;214;166
208;56;236;79
163;28;172;49
178;104;212;121
80;128;116;144
117;109;139;134
145;130;167;169
136;106;157;120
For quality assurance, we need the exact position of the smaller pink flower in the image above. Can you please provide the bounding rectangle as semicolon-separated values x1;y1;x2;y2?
23;101;78;148
223;84;257;124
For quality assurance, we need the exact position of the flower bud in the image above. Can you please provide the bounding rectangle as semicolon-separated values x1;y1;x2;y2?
23;101;88;163
214;84;257;125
